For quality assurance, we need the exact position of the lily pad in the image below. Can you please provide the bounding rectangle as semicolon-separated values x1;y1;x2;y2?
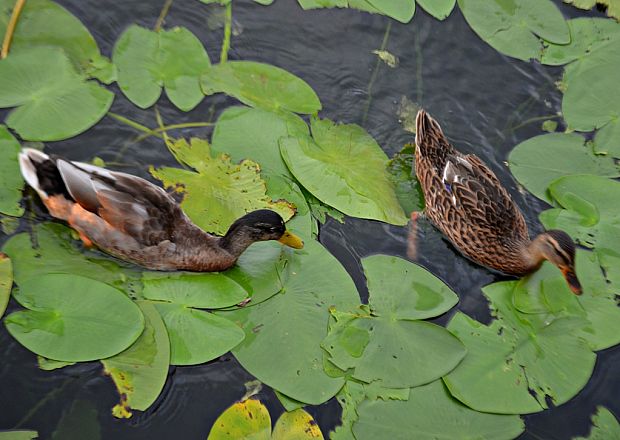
562;39;620;133
113;25;211;111
143;272;248;309
272;409;324;440
223;238;360;405
4;274;145;362
353;380;524;440
2;223;141;293
211;106;309;178
0;253;11;318
207;399;271;440
151;137;295;235
297;0;414;23
201;61;321;114
593;118;620;158
102;301;170;418
443;282;596;414
37;357;75;371
0;432;39;440
508;133;619;203
0;47;113;141
457;0;569;61
540;175;620;253
0;0;112;80
564;0;620;22
417;0;455;20
0;126;24;217
387;144;424;214
541;18;620;65
280;118;407;225
575;406;620;440
322;255;464;388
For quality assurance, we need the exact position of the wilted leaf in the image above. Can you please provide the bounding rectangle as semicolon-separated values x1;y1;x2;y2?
207;399;271;440
201;61;321;114
102;301;170;418
457;0;569;61
0;126;24;217
0;47;113;141
151;137;295;235
4;274;145;362
280;118;407;225
508;133;619;202
113;25;211;111
272;409;324;439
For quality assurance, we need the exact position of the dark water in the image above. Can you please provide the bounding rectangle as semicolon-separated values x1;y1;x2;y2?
1;1;618;439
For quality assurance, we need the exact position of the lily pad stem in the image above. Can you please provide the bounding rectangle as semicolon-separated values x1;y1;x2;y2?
220;2;232;63
107;112;164;139
154;0;173;32
507;114;561;132
1;0;26;59
362;21;392;125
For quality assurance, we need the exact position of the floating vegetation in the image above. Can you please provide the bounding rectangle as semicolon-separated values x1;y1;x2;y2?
576;406;620;439
0;126;24;216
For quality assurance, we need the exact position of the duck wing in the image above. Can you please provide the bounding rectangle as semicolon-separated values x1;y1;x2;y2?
56;160;187;246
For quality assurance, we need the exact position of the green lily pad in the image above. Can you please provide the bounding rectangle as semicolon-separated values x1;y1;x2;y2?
154;302;244;365
0;431;39;440
508;133;619;203
151;137;295;235
102;301;170;419
353;380;524;440
541;18;620;66
562;39;620;133
593;118;620;158
443;282;596;414
0;126;24;217
387;144;424;215
211;106;309;178
223;238;360;405
2;223;141;293
4;274;145;362
297;0;414;23
322;255;465;388
113;25;211;111
540;175;620;252
143;272;248;309
0;0;113;80
457;0;569;61
37;357;75;371
417;0;455;19
201;61;321;114
272;409;324;440
575;406;620;440
564;0;620;22
280;118;407;225
0;253;11;318
0;47;113;141
207;399;271;440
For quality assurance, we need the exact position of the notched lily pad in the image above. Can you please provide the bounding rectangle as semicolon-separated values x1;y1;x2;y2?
151;137;295;235
564;0;620;22
0;47;113;141
113;25;211;111
4;274;145;362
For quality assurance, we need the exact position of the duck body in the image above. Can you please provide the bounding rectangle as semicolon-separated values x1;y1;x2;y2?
414;110;581;293
19;149;303;272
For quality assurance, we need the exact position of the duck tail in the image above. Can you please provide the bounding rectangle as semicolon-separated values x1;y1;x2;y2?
19;148;52;200
415;110;451;159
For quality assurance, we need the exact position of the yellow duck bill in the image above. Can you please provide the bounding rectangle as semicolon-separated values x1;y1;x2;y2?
278;231;304;249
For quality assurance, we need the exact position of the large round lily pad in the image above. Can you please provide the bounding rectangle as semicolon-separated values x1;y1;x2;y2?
4;274;145;362
280;118;407;225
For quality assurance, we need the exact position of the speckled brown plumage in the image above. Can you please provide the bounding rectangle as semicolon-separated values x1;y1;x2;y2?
413;110;582;294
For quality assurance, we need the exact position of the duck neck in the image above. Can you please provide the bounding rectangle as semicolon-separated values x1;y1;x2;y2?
519;235;547;272
219;226;256;258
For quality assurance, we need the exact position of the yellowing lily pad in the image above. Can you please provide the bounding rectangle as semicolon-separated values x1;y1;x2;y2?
0;47;113;141
102;301;170;418
151;137;295;235
201;61;321;114
113;25;211;111
208;399;271;440
0;126;24;217
280;118;407;225
4;274;145;362
272;409;324;440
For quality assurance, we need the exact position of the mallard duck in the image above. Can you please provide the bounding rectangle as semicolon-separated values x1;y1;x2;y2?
413;110;582;294
19;148;303;272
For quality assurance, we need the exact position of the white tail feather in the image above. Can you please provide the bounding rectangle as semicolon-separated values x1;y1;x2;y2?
19;148;49;199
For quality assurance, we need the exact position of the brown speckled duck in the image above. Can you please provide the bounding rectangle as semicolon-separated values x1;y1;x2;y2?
19;148;303;272
413;110;581;294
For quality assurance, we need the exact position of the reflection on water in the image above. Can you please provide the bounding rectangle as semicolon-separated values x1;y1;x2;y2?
1;0;618;439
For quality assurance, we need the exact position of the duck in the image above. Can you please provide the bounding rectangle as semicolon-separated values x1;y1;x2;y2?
18;148;304;272
412;110;582;294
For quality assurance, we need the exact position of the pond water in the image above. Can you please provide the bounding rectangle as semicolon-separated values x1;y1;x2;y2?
0;0;618;439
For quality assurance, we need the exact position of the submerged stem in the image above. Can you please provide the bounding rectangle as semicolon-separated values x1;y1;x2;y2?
154;0;174;32
1;0;26;59
220;2;232;63
107;112;164;139
362;21;392;125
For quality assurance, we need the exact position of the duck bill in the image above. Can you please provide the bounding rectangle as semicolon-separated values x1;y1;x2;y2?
561;266;582;295
278;231;304;249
